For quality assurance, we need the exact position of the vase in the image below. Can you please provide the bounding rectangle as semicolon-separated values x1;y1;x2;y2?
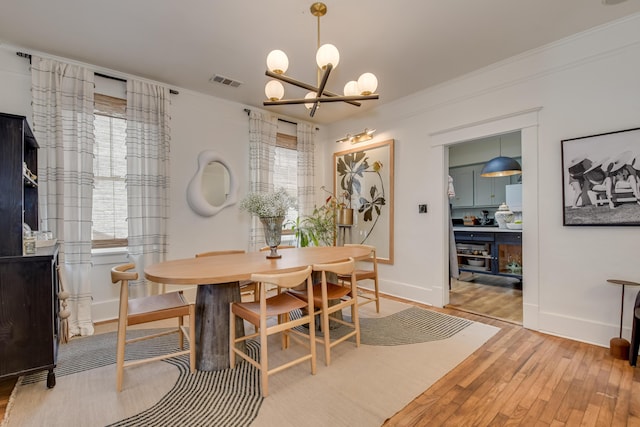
494;203;514;229
260;216;285;259
337;208;354;225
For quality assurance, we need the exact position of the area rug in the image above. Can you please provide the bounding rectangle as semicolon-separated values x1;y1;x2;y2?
2;299;499;427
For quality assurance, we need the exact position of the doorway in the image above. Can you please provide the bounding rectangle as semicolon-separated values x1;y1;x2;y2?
447;133;523;324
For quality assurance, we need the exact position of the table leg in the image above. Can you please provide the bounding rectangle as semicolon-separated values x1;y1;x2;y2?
195;282;245;371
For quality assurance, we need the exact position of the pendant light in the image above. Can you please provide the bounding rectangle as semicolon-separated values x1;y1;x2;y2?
480;138;522;177
263;2;379;117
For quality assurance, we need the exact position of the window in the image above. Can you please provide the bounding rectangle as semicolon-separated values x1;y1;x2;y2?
92;94;128;248
273;131;298;244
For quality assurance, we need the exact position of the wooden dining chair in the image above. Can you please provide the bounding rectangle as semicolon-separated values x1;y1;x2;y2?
292;258;360;366
111;263;196;392
229;265;316;397
338;244;380;312
195;250;258;302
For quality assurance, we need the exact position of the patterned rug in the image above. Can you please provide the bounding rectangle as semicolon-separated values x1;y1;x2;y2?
3;303;498;427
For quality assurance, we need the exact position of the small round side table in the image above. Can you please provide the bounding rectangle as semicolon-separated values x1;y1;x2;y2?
606;279;640;360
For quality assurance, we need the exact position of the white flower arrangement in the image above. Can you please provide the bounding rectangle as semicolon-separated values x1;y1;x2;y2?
240;187;297;218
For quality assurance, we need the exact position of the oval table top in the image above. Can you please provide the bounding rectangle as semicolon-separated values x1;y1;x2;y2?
144;245;370;285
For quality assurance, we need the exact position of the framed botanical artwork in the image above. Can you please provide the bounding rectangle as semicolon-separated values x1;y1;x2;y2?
561;127;640;226
334;139;394;263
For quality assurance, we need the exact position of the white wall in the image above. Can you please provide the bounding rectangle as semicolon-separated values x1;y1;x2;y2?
0;46;329;321
2;12;639;346
322;14;640;347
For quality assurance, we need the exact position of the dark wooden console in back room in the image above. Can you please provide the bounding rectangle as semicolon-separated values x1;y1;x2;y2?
453;227;523;283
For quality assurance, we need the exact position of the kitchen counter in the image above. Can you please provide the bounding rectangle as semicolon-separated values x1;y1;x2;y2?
453;226;522;233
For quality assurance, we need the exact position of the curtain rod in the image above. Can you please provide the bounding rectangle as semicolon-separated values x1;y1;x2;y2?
243;108;319;130
17;51;179;95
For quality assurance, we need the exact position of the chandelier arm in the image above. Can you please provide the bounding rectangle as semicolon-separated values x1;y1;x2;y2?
263;94;378;106
265;70;362;107
310;64;332;117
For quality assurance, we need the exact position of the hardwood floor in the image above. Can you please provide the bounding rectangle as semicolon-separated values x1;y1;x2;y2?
2;295;638;426
448;274;523;325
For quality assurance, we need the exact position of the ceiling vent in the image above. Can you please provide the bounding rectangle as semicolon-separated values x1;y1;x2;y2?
209;74;242;88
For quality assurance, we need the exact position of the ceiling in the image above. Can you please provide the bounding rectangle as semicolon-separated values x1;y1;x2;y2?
2;0;640;125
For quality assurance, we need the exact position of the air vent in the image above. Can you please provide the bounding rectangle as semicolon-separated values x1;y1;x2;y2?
209;74;242;88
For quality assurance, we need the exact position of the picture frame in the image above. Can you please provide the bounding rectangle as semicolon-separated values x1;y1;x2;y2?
334;139;394;263
561;127;640;226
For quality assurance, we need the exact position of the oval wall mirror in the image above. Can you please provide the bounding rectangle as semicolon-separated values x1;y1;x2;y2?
186;150;238;217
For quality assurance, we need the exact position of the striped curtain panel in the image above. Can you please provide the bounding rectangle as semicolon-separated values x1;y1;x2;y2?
31;56;96;337
296;122;316;217
248;111;278;251
125;80;171;296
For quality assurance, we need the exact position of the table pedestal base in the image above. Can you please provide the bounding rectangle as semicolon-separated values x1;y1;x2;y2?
195;282;245;371
610;337;630;360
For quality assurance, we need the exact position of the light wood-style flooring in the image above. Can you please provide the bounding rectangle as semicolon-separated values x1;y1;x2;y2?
448;273;523;325
2;295;639;426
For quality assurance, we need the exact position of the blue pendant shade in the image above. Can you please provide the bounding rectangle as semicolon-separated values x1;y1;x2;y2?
480;156;522;177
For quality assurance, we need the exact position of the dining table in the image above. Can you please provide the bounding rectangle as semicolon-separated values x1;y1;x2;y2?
144;245;370;371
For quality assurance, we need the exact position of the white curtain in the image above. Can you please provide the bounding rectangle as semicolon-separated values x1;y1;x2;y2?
126;80;171;296
31;56;95;336
248;111;278;251
296;122;316;217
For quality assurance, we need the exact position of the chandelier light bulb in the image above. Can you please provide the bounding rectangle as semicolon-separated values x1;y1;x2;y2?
266;50;289;74
316;44;340;70
304;91;318;110
265;80;285;101
343;80;359;97
357;72;378;95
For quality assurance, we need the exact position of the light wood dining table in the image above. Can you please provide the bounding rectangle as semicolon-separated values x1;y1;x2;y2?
144;245;369;371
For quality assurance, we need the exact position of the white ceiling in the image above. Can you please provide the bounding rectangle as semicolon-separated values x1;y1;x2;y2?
2;0;640;124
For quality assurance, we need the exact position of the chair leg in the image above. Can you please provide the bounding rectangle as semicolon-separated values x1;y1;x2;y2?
115;319;127;392
322;302;331;366
374;277;380;313
352;301;361;347
260;319;269;397
178;316;185;349
229;304;236;369
189;305;196;373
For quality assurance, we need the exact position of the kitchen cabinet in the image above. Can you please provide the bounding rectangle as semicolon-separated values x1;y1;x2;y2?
449;165;474;207
474;171;510;207
454;229;522;280
449;159;521;209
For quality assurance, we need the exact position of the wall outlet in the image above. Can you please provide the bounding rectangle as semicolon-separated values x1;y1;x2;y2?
419;204;428;213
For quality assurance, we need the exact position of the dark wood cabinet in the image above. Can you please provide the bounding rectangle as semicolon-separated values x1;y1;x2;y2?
0;113;59;387
454;230;522;280
0;113;39;257
0;246;59;387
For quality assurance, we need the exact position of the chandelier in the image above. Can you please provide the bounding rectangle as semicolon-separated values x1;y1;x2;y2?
263;2;379;117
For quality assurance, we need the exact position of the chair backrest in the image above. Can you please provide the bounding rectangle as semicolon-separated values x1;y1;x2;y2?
111;263;138;283
635;289;640;312
251;265;313;290
344;244;377;269
196;250;245;258
111;263;139;318
313;258;355;276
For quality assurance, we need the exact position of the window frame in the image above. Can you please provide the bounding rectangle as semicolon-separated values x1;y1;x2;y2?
92;93;128;249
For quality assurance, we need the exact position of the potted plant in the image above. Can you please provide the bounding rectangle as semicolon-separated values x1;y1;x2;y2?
240;187;296;258
321;186;353;226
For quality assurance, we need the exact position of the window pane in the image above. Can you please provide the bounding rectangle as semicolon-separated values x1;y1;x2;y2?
92;113;128;244
274;146;298;226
